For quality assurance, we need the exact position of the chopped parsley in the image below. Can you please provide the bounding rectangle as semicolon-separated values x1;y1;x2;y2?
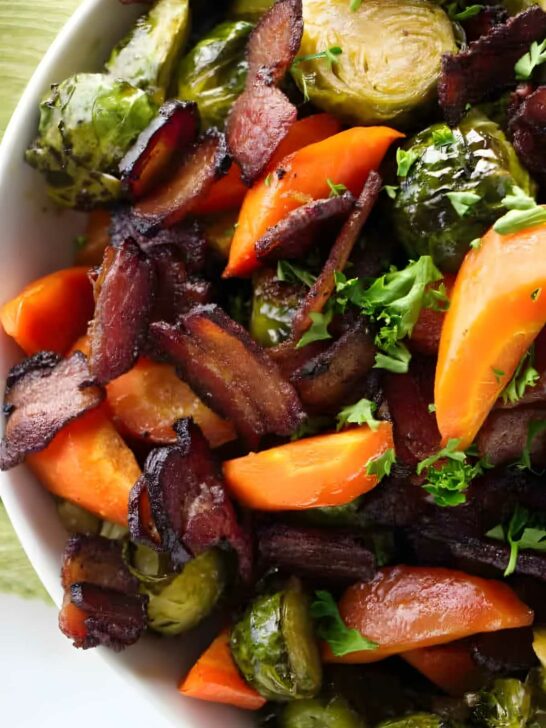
383;185;399;200
276;260;316;288
428;403;437;413
311;591;378;656
264;173;273;187
327;178;348;198
449;3;484;21
447;191;481;218
292;46;343;71
431;126;456;148
532;288;542;302
337;398;381;431
469;238;481;250
515;38;546;81
487;504;546;576
296;310;333;349
291;416;333;441
500;347;539;405
516;419;546;472
492;367;505;384
396;148;419;177
366;448;396;480
494;186;546;235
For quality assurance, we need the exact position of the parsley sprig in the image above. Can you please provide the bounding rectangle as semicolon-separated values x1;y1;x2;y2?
366;449;396;480
500;347;539;405
494;186;546;236
276;260;316;288
292;46;343;72
337;398;381;431
296;309;334;349
311;590;378;656
487;504;546;576
515;39;546;81
516;419;546;472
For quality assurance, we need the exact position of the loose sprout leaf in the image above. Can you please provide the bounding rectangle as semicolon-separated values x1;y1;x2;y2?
431;126;456;147
516;419;546;472
446;191;481;217
336;398;380;431
396;148;419;177
515;39;546;80
276;260;317;288
296;310;334;349
327;178;348;198
311;590;378;656
501;347;539;405
365;448;396;480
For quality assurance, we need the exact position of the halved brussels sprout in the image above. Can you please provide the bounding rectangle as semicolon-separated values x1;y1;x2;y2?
229;0;274;21
377;714;453;728
106;0;190;104
130;547;225;636
467;679;532;728
250;269;303;347
177;20;253;130
392;111;536;272
25;74;156;209
230;578;322;701
292;0;456;126
280;696;365;728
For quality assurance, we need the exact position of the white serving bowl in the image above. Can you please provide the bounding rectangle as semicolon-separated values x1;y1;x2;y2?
0;2;252;725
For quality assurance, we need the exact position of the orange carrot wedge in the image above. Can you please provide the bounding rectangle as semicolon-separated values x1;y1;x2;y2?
435;216;546;449
326;566;533;664
402;641;484;696
223;423;394;510
75;209;112;266
27;406;140;526
192;114;342;216
179;629;266;710
0;267;94;356
224;126;403;278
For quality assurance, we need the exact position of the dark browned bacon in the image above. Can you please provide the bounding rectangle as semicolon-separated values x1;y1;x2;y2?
0;352;104;470
151;304;305;447
439;6;546;126
509;85;546;182
461;5;508;43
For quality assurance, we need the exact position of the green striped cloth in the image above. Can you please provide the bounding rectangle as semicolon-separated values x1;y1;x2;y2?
0;0;79;601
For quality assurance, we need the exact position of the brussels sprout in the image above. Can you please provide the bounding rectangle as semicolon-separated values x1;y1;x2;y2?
376;714;454;728
280;695;365;728
106;0;190;104
250;269;303;347
99;521;129;540
230;578;322;701
56;500;101;535
135;548;225;635
467;678;532;728
392;112;536;272
502;1;546;14
26;74;156;209
177;20;253;130
533;629;546;669
291;0;456;127
229;0;274;21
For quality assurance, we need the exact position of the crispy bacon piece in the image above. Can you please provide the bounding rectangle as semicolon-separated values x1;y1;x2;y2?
462;5;508;43
439;6;546;126
476;407;546;467
509;85;546;181
258;523;375;585
384;357;441;466
129;419;253;580
119;100;199;199
291;318;376;413
255;192;355;264
151;304;305;446
0;352;104;470
470;628;537;674
226;86;297;184
270;338;331;380
59;535;147;650
247;0;303;86
291;171;382;341
89;240;155;385
132;130;231;235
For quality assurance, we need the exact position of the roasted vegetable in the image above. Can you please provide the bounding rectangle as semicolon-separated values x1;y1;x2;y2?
376;714;452;728
56;500;102;536
280;695;365;728
467;678;532;728
393;112;536;272
292;0;456;127
250;269;303;347
105;0;190;104
25;74;156;209
130;547;225;635
177;20;253;130
230;579;322;701
229;0;274;20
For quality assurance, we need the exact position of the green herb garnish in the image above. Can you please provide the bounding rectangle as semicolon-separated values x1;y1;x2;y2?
515;39;546;80
337;398;381;431
296;310;334;349
311;591;378;656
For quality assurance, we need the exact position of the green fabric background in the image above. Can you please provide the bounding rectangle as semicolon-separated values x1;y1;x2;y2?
0;0;80;601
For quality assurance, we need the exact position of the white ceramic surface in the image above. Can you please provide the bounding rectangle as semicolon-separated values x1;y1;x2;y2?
0;2;251;725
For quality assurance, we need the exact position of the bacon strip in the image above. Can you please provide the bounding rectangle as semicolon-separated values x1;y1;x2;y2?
291;171;382;341
61;535;139;593
461;5;508;43
255;192;355;264
129;419;252;580
119;100;199;200
132;130;231;235
151;304;305;446
439;6;546;126
247;0;303;86
89;240;155;385
0;352;104;470
509;85;546;181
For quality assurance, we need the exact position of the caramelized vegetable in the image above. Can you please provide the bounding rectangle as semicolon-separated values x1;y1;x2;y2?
402;641;485;696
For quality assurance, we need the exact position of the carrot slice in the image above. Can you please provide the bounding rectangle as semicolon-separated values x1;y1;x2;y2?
224;126;403;278
0;267;94;356
326;565;533;664
435;217;546;449
402;641;484;696
223;423;393;510
179;629;266;710
106;357;236;447
192;113;342;216
75;209;111;267
27;406;140;526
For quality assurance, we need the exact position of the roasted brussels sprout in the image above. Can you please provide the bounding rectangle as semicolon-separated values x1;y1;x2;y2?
177;20;253;130
291;0;456;126
106;0;190;104
250;269;303;347
230;578;322;701
131;547;225;635
376;714;453;728
56;500;101;535
467;678;532;728
25;74;156;209
280;695;365;728
392;112;536;272
229;0;274;21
